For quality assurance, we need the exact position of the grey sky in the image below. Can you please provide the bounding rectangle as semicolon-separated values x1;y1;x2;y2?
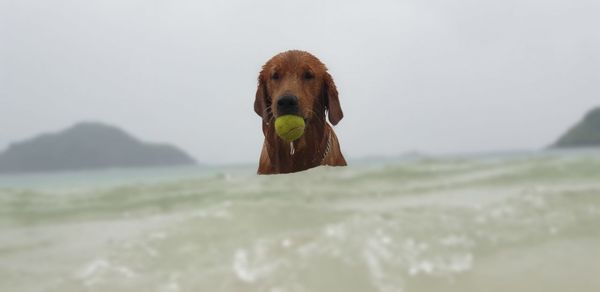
1;0;599;164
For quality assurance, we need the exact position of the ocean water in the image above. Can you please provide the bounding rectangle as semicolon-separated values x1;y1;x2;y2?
1;150;600;292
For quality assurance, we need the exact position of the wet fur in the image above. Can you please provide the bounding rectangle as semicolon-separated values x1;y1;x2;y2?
254;50;346;174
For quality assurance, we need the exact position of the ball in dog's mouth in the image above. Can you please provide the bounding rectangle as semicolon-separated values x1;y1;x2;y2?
274;115;305;142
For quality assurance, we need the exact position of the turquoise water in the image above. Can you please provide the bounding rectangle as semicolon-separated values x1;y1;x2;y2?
1;150;600;292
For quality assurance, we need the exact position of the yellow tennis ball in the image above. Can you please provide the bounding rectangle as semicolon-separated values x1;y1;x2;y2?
275;115;305;142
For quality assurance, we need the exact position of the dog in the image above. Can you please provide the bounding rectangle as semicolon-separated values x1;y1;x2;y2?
254;50;347;174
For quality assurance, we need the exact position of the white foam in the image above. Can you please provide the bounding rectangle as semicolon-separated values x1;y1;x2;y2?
232;249;256;283
76;258;136;287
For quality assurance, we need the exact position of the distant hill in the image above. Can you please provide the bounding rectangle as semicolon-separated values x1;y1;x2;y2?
0;122;196;174
553;107;600;148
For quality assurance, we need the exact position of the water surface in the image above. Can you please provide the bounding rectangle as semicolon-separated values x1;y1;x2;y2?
1;150;599;292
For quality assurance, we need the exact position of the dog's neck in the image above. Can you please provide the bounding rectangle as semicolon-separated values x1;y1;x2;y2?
263;116;331;174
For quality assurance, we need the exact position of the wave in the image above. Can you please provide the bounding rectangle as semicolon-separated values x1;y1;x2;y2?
1;151;600;291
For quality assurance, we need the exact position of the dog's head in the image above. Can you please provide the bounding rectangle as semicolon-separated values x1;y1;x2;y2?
254;50;343;126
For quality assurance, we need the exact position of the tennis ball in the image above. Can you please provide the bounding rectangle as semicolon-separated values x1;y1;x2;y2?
275;115;305;142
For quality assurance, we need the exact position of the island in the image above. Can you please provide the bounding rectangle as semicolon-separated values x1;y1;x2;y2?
0;122;196;174
553;107;600;148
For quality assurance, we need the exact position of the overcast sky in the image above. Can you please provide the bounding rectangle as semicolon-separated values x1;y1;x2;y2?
1;0;599;164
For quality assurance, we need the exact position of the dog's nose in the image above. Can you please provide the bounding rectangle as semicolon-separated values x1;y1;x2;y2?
277;95;299;115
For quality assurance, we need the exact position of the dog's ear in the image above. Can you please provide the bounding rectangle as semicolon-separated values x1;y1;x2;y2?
323;72;343;125
254;72;269;119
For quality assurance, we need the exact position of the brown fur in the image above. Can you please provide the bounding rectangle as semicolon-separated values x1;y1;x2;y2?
254;50;347;174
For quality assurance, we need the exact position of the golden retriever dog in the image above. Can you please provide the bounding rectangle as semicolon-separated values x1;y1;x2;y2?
254;50;346;174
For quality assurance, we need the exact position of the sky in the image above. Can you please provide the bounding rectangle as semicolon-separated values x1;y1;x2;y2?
1;0;599;164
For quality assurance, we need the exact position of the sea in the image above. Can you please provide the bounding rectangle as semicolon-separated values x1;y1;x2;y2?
1;149;599;292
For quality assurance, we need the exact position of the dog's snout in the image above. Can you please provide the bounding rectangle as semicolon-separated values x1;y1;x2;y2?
277;95;299;115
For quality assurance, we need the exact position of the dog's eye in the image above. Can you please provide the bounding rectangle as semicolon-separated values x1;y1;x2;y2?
303;72;315;80
271;72;280;80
